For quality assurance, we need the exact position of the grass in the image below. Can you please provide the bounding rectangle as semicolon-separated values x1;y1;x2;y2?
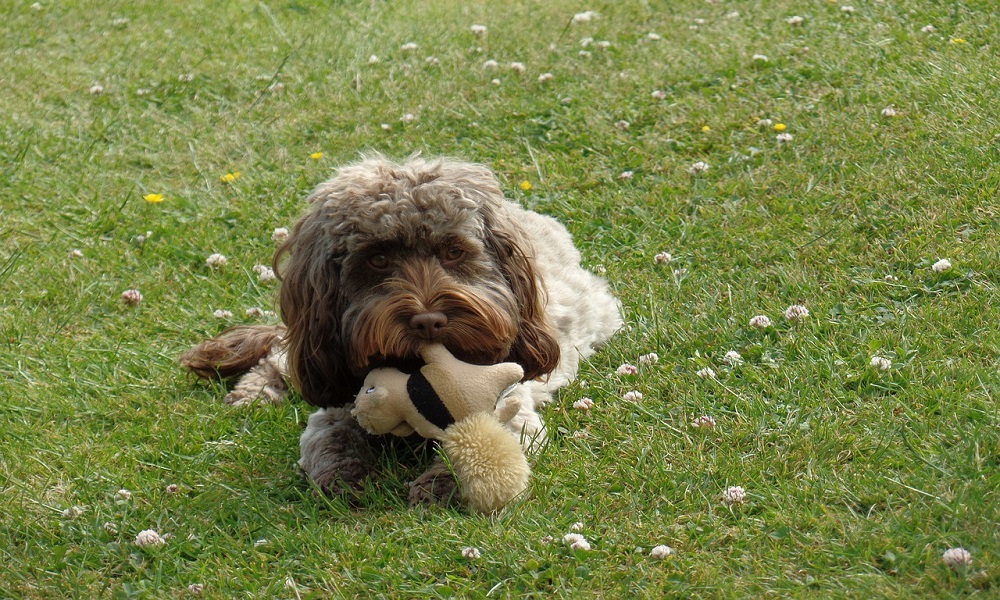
1;0;998;597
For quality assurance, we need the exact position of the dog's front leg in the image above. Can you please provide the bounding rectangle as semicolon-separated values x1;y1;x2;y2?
298;406;376;498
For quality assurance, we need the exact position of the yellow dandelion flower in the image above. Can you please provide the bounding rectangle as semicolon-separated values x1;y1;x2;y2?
773;123;787;132
144;193;164;203
220;172;242;183
310;152;324;160
701;125;711;133
950;38;966;44
520;180;532;191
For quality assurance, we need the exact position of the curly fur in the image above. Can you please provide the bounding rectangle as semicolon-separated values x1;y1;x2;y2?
182;155;622;505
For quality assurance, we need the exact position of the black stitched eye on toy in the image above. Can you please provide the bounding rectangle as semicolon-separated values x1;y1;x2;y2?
366;387;376;394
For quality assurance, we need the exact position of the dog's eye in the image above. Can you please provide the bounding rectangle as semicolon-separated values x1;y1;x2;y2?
442;246;466;265
365;386;376;394
368;254;391;271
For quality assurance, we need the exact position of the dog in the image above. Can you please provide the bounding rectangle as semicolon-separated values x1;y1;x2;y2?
181;155;622;505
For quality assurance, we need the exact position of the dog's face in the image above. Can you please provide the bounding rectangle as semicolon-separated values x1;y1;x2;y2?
275;156;560;408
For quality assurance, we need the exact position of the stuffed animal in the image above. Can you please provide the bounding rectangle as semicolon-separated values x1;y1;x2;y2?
351;344;531;513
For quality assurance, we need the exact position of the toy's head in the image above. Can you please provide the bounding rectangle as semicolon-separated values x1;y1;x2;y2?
352;367;419;437
350;344;524;440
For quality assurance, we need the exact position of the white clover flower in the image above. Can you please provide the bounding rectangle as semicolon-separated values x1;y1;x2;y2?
470;24;487;36
31;2;42;10
571;430;589;439
618;170;634;180
121;289;143;306
112;17;129;26
723;350;743;366
580;37;594;47
932;258;952;273
178;73;194;82
649;544;674;559
563;533;591;551
367;54;379;64
595;264;607;275
721;486;747;505
691;415;716;429
272;227;289;242
757;118;773;128
165;483;179;493
752;54;769;62
869;355;892;371
881;106;897;117
651;89;667;100
749;315;772;328
725;11;741;19
570;522;585;532
596;40;611;49
573;397;594;411
62;505;84;519
689;161;710;175
400;42;418;52
380;123;392;131
103;522;118;535
572;11;598;24
253;264;276;282
213;309;234;319
654;252;672;264
647;32;662;41
188;584;204;596
617;363;638;376
921;25;936;33
622;391;643;401
400;113;416;123
538;72;554;83
615;120;630;130
639;352;659;365
89;84;105;95
205;253;228;268
69;249;84;258
482;59;499;69
462;546;481;559
784;304;809;321
425;56;440;66
135;529;165;547
787;16;805;26
509;62;526;73
540;535;555;544
696;367;716;380
490;78;501;86
942;547;972;569
841;5;856;13
116;489;132;501
776;132;794;142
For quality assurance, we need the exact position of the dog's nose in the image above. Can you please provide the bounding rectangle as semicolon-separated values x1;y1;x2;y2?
409;311;448;340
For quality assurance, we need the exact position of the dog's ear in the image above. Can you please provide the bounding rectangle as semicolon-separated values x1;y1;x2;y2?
275;210;360;407
481;210;561;381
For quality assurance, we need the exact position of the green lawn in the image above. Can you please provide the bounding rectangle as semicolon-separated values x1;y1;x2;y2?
2;0;998;597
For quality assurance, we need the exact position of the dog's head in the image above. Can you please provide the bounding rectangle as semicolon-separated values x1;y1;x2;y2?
275;156;560;408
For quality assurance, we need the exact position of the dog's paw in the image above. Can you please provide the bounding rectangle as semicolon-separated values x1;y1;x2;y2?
408;463;459;508
223;384;286;406
307;457;371;500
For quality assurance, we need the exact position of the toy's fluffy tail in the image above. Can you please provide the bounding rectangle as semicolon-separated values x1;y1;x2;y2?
180;325;285;380
441;412;531;514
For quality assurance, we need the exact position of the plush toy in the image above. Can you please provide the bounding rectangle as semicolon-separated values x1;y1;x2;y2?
351;344;531;513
